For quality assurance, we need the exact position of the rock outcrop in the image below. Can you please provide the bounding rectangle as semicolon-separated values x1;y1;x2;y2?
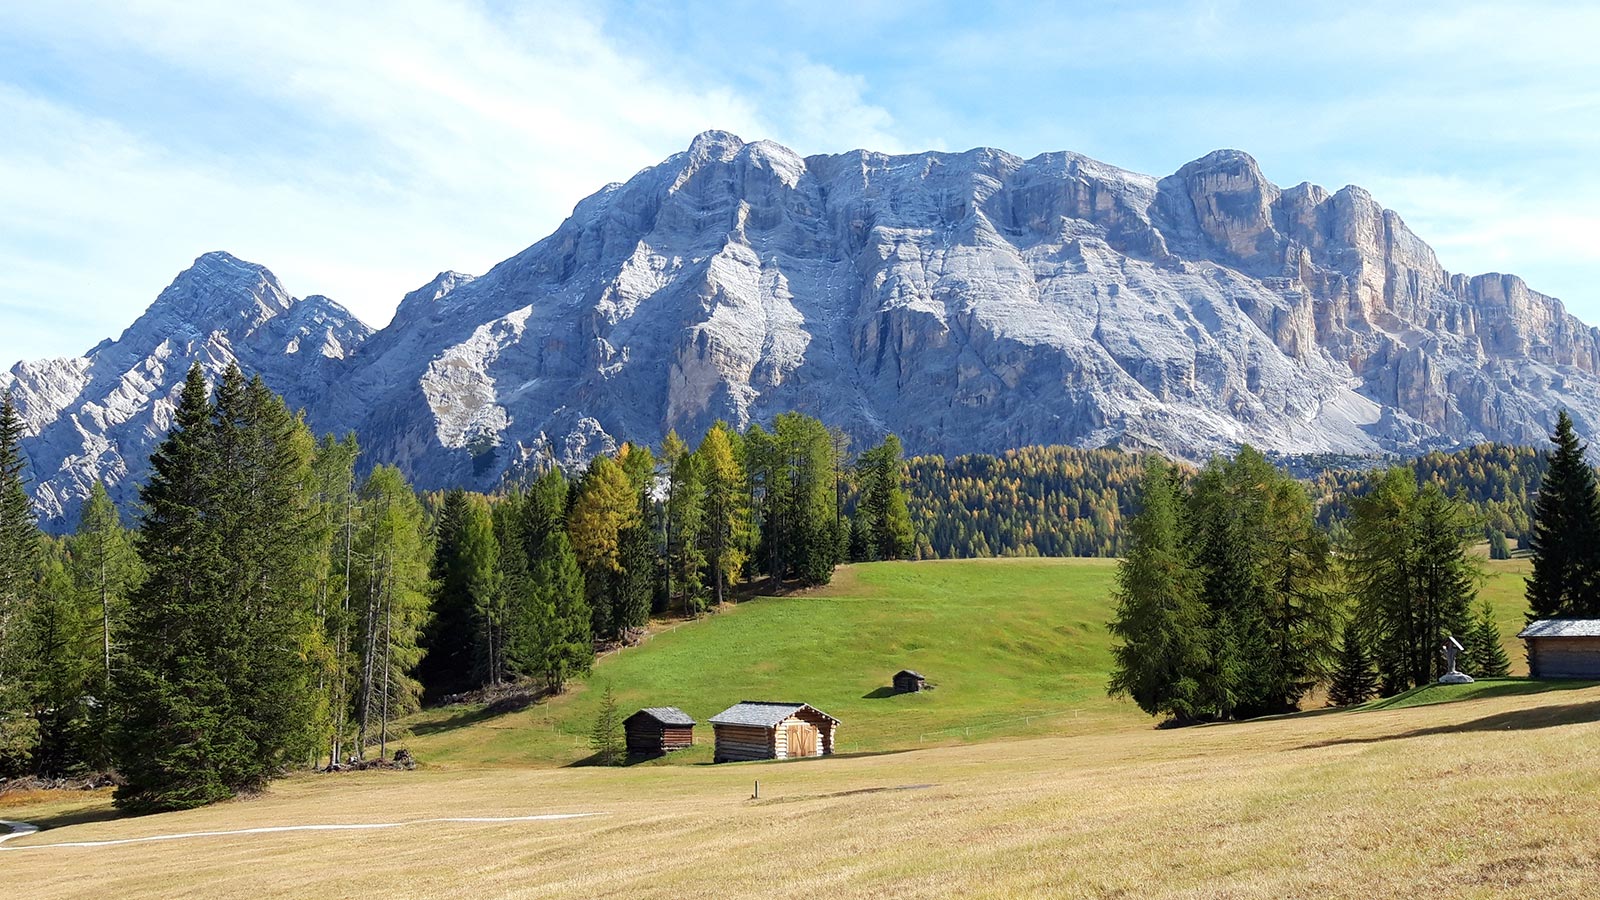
9;133;1600;523
1;251;371;525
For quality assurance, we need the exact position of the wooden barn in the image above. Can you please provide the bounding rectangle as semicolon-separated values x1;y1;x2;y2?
1519;620;1600;678
709;701;840;763
624;707;696;757
893;669;927;693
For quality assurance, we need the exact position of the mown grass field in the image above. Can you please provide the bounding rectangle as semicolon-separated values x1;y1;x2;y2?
5;683;1599;898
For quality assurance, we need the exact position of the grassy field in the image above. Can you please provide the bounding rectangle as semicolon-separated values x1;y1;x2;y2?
4;683;1598;898
405;557;1142;766
405;556;1538;766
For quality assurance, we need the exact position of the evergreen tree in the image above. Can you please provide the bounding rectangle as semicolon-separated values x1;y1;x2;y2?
590;684;623;766
1487;529;1512;561
697;423;749;607
66;481;140;768
0;391;41;774
116;365;240;810
531;528;590;692
1412;484;1480;682
351;466;431;761
1464;600;1511;678
1526;410;1600;618
1327;620;1377;707
1107;459;1208;721
664;436;706;614
419;490;498;697
856;435;914;561
308;433;359;767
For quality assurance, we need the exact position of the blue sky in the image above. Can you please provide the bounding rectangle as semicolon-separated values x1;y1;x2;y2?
3;1;1598;365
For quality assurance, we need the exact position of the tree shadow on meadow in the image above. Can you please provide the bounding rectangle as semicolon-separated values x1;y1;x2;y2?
1298;698;1600;750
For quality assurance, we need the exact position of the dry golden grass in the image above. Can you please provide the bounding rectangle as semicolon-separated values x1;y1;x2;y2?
4;684;1598;899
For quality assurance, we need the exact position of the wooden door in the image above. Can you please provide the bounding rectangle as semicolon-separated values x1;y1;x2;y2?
785;722;819;758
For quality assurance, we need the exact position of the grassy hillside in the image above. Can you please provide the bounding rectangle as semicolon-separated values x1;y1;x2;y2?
6;684;1599;898
405;558;1141;765
403;556;1538;767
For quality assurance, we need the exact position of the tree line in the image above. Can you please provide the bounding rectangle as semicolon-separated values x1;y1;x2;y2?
1106;416;1600;724
0;371;916;806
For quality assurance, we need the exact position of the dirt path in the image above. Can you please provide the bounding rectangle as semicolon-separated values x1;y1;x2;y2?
0;812;600;852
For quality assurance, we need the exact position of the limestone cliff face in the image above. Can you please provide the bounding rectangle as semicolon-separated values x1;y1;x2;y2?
11;134;1600;518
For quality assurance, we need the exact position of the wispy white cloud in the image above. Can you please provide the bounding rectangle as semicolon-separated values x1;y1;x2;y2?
0;0;906;362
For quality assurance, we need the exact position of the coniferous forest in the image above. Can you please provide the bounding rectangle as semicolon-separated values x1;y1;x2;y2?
0;367;914;805
0;362;1592;799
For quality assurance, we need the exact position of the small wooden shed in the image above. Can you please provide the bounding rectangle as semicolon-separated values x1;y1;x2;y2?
1519;620;1600;678
709;701;840;763
624;707;696;756
893;669;927;694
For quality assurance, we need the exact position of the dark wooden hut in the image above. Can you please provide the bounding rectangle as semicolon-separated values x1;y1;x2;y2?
624;707;696;756
1519;620;1600;678
709;701;840;763
893;669;927;693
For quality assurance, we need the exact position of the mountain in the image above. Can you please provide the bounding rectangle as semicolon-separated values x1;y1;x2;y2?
1;251;371;526
9;132;1600;521
325;131;1600;490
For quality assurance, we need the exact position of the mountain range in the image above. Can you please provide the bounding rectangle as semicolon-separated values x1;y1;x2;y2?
7;130;1598;527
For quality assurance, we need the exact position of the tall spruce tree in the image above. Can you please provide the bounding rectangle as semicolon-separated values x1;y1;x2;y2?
419;490;498;697
308;434;360;767
0;391;42;773
856;435;914;561
1107;458;1208;721
663;434;706;614
531;527;590;692
1526;410;1600;619
1464;600;1511;678
1327;620;1377;707
22;551;93;775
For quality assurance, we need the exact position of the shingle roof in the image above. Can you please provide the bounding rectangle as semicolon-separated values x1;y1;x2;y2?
1518;619;1600;639
628;707;695;726
709;701;839;728
896;670;925;680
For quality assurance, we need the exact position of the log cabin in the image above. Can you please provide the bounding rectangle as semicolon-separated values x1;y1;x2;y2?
893;669;927;693
1518;619;1600;679
624;707;696;756
709;701;840;763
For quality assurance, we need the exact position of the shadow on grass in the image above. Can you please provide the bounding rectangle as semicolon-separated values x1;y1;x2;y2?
9;803;126;831
1363;678;1600;712
409;689;544;737
1299;698;1600;750
861;687;898;699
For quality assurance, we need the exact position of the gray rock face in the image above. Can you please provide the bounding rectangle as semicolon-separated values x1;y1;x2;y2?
2;251;371;526
11;133;1600;519
323;132;1600;490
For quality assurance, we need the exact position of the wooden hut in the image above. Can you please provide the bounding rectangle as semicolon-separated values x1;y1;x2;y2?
624;707;696;756
893;669;927;694
1519;620;1600;678
709;701;840;763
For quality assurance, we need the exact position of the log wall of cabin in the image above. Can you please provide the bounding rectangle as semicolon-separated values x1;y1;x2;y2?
1527;637;1600;678
713;724;775;762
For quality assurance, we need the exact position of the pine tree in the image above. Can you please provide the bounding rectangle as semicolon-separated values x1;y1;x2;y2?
0;391;42;774
532;528;590;692
590;684;623;766
1464;601;1511;678
308;434;359;767
1327;620;1377;707
1107;458;1208;721
664;438;706;614
1526;410;1600;618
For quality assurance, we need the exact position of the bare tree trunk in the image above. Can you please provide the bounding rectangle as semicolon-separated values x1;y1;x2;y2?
380;550;393;761
357;551;379;761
